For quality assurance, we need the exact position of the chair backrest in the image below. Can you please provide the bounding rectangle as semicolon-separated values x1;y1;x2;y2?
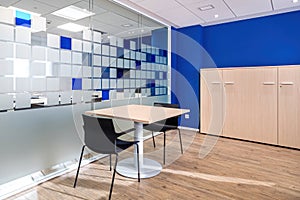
82;114;117;154
154;102;179;127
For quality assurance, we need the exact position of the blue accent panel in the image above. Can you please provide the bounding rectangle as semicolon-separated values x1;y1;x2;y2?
16;18;31;27
60;36;72;50
16;10;31;20
102;67;110;78
117;47;124;58
203;11;300;67
150;87;155;96
15;11;31;27
117;68;124;78
72;78;82;90
135;60;141;70
102;90;109;100
152;28;168;50
171;25;203;128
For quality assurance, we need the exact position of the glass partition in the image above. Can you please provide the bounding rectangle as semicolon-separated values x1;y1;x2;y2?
0;0;169;196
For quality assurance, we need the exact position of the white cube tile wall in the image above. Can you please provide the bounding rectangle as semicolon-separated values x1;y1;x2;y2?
83;41;92;53
16;44;31;59
60;91;72;104
31;15;46;32
45;92;59;105
102;79;109;89
82;78;92;90
0;77;13;93
15;27;31;44
93;31;102;43
0;24;14;41
83;66;92;77
0;7;14;24
46;78;59;91
0;60;13;75
31;62;46;76
102;45;109;55
47;48;60;62
72;52;82;65
47;34;59;48
31;78;46;91
110;58;117;67
16;78;31;92
15;93;31;109
72;65;82;77
102;56;109;67
94;43;101;54
72;39;82;51
0;42;14;59
93;79;101;89
93;55;101;66
110;47;117;57
0;94;13;110
60;50;71;64
83;29;92;41
94;67;101;77
32;46;46;61
60;78;72;90
59;64;72;77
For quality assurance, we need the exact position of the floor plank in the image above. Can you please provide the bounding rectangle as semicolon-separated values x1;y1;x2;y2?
6;131;300;200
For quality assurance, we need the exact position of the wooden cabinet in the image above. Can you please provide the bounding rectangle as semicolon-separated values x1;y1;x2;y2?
222;67;278;144
200;69;224;136
278;67;300;149
200;66;300;148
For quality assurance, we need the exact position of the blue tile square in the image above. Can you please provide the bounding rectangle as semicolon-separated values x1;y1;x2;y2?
102;67;110;78
102;90;109;100
15;10;31;27
72;78;82;90
60;36;72;50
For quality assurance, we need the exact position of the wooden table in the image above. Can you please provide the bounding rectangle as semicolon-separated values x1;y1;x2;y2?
86;104;190;179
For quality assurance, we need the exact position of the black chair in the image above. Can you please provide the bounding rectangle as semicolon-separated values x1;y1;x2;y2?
73;114;140;200
143;103;183;165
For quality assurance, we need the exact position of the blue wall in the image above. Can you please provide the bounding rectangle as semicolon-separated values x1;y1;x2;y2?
203;11;300;67
171;10;300;129
171;25;204;128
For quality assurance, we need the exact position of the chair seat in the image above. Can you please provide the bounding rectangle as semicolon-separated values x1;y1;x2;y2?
116;139;139;153
144;123;177;133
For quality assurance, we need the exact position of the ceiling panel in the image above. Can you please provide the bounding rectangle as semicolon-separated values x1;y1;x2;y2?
156;5;204;27
186;0;235;23
224;0;272;17
134;0;181;13
12;0;57;15
0;0;20;7
35;0;82;9
272;0;300;10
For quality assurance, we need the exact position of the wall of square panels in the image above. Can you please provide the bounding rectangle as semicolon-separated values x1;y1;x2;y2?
0;7;168;111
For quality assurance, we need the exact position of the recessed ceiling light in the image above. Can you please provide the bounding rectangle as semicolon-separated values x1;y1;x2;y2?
8;6;41;16
122;24;132;27
52;5;95;21
198;5;214;11
214;14;219;18
292;0;298;3
57;23;88;32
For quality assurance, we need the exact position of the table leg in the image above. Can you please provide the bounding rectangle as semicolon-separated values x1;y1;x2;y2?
116;122;162;179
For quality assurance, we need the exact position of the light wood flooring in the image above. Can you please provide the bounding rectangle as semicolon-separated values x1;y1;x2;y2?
7;130;300;200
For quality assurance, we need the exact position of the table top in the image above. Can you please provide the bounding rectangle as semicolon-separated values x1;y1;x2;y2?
85;104;190;124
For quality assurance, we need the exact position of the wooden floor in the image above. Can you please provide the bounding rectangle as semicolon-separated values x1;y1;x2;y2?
7;130;300;200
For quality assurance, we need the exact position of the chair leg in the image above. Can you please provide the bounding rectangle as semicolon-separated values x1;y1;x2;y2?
109;154;118;200
73;145;86;188
151;131;156;148
163;132;166;165
178;128;183;154
109;154;112;171
135;143;141;182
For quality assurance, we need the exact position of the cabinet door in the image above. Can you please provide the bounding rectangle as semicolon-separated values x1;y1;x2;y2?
200;69;224;136
278;67;300;149
223;68;277;144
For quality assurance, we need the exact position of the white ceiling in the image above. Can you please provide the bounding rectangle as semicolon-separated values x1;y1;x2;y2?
0;0;165;38
113;0;300;27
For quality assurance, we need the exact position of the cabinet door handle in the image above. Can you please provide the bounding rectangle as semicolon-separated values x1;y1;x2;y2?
211;82;221;84
280;82;294;85
224;82;234;85
263;82;275;85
